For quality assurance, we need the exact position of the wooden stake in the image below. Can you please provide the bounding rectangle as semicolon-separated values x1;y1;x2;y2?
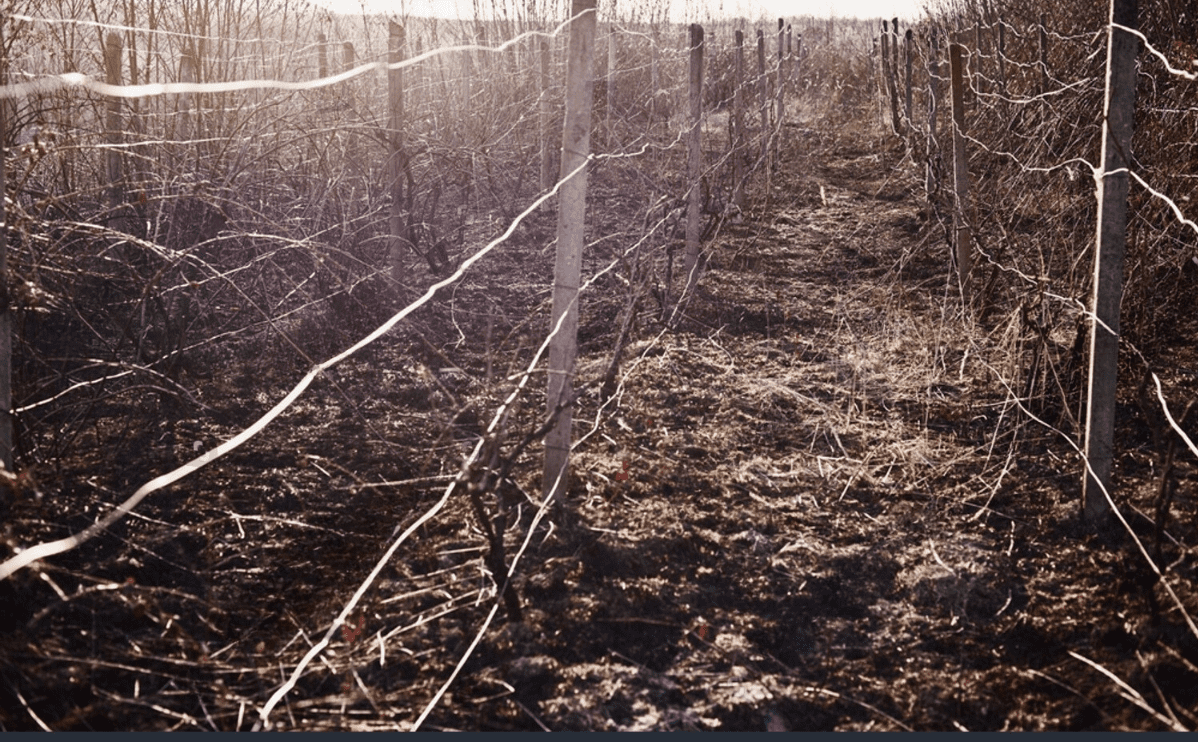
995;21;1007;95
1083;0;1140;525
0;19;12;472
178;50;198;141
679;23;704;311
926;27;941;212
732;29;746;210
904;29;913;133
948;43;973;297
543;0;596;503
387;21;407;290
882;24;901;135
650;30;660;129
775;18;784;166
606;26;616;145
1039;15;1049;97
103;33;127;231
757;30;768;166
540;36;553;192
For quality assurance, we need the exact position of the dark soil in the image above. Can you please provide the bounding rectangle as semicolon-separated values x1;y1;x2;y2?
0;124;1195;732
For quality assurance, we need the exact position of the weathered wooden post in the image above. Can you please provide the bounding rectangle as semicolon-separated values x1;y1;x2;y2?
317;32;328;78
178;50;198;141
410;35;423;119
543;0;596;503
891;18;899;89
948;43;973;297
1038;15;1049;96
774;18;784;165
995;21;1007;95
904;29;913;132
343;41;355;69
649;30;661;128
873;36;885;129
0;20;12;472
678;23;704;313
606;26;616;145
387;21;408;289
757;30;768;166
103;33;127;230
926;27;941;212
1083;0;1140;525
786;25;793;92
882;23;901;135
974;21;984;100
732;29;746;211
540;36;554;192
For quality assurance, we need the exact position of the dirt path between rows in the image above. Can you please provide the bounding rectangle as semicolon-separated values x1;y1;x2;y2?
3;130;1194;732
470;137;1195;732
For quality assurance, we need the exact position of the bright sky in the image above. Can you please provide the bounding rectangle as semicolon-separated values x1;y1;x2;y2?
311;0;926;22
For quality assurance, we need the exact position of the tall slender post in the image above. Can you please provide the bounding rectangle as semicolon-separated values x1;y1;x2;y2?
178;50;198;141
543;0;596;503
926;27;941;212
0;20;12;472
995;21;1007;95
874;36;884;129
757;30;768;165
974;21;985;101
891;18;899;90
678;23;704;312
317;32;328;78
732;29;746;210
774;18;784;165
1038;14;1049;96
540;37;553;192
649;31;660;128
948;43;973;297
904;29;913;132
387;21;407;290
1083;0;1140;525
605;25;616;145
786;25;793;91
882;23;900;134
103;32;128;233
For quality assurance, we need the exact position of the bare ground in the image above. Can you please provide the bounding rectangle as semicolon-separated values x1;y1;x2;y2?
0;126;1195;731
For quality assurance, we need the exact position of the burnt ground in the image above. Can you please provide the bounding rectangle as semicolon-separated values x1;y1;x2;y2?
0;120;1196;731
